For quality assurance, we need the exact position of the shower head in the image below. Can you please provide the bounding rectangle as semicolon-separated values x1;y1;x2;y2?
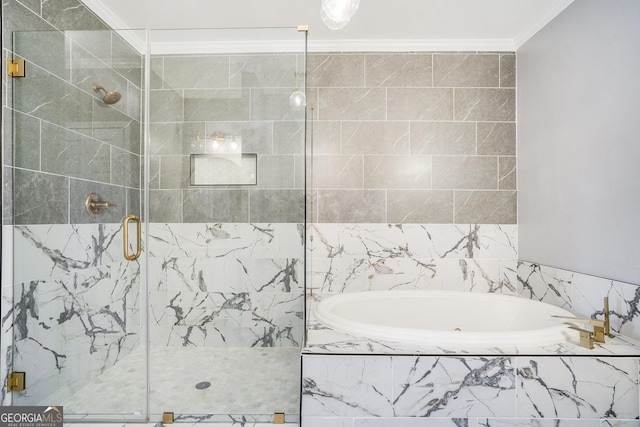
92;83;121;105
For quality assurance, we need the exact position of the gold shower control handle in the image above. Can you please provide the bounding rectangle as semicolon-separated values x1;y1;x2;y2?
123;215;141;261
85;193;117;218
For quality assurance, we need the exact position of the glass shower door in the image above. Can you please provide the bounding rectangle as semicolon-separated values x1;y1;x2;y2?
9;28;148;421
146;27;306;423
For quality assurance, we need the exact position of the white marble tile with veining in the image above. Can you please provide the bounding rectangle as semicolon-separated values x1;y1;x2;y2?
516;357;639;419
148;223;303;259
13;224;123;283
392;356;516;418
302;355;393;417
517;261;573;308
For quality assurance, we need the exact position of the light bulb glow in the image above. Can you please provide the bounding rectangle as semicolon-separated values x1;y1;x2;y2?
289;89;306;108
321;0;360;29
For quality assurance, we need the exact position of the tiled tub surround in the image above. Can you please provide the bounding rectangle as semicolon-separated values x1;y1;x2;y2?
302;354;640;426
518;261;640;344
309;223;519;296
303;223;640;425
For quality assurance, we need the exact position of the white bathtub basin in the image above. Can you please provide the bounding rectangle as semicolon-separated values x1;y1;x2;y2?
315;290;579;347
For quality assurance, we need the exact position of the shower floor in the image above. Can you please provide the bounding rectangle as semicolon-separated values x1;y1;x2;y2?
62;346;301;417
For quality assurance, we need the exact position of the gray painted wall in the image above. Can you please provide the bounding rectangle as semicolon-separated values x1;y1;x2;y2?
517;0;640;284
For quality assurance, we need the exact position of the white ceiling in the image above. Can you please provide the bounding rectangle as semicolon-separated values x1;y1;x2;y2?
80;0;574;52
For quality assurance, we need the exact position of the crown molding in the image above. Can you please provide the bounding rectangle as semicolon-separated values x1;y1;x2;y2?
81;0;146;52
514;0;574;49
82;0;533;54
308;39;515;53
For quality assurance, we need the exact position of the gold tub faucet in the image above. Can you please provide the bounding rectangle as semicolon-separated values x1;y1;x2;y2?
552;297;613;348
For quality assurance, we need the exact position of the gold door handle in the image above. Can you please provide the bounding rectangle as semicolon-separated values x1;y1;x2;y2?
123;215;141;261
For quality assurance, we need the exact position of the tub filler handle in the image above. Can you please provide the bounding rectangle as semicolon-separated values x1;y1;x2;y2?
551;315;606;344
565;324;595;349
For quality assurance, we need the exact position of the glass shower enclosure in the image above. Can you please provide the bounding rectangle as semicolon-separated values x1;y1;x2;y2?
6;26;306;423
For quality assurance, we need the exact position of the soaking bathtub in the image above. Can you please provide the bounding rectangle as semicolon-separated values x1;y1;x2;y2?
315;290;580;347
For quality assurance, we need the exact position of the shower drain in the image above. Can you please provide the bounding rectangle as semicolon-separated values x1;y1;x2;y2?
195;381;212;390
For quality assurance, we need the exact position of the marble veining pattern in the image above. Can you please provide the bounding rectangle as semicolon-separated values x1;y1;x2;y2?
516;357;639;419
309;224;517;294
302;353;640;423
6;223;139;406
302;355;393;417
149;223;304;347
392;356;515;418
518;261;640;341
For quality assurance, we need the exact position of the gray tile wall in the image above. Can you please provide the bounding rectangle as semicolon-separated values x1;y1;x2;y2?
2;0;143;225
148;53;306;223
308;52;516;224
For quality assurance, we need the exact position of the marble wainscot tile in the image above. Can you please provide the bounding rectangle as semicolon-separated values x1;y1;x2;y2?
154;256;245;293
392;356;516;418
12;224;123;284
338;224;517;260
309;257;369;293
1;283;13;405
302;355;393;417
307;223;343;258
365;258;502;292
516;357;639;419
11;260;139;405
303;419;354;427
517;261;573;308
148;223;304;259
151;287;302;347
479;420;601;427
355;419;471;427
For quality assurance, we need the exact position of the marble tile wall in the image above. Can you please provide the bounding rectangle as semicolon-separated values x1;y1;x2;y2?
307;52;516;224
308;223;518;295
147;222;304;348
302;354;640;426
147;53;306;223
5;223;141;406
518;261;640;341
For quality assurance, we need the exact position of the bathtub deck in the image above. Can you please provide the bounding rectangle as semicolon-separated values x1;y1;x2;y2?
305;313;640;356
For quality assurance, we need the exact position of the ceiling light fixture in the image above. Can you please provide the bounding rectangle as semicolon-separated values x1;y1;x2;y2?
321;0;360;30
